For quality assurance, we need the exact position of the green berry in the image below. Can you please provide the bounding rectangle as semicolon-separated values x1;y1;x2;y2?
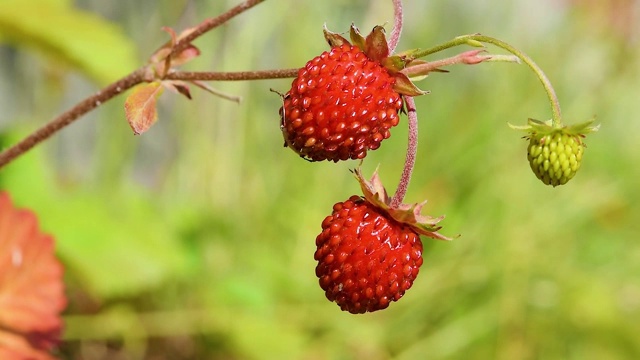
527;131;584;186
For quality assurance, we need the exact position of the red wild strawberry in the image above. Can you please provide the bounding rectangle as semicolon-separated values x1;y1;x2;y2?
315;195;423;313
280;25;425;162
314;168;452;314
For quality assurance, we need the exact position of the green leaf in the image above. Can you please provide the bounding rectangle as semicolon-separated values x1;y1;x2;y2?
0;0;138;84
125;82;164;135
348;23;365;51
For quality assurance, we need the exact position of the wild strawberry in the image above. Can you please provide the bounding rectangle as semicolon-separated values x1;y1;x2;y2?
314;168;452;314
280;25;425;162
512;118;598;187
527;131;584;186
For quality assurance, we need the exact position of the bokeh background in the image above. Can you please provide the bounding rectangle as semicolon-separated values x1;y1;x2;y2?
1;0;639;359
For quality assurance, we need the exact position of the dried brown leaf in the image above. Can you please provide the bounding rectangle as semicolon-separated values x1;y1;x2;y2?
124;82;164;135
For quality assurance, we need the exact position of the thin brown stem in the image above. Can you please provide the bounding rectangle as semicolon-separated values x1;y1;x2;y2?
170;0;266;57
390;96;418;208
0;68;147;169
0;0;269;170
166;68;299;81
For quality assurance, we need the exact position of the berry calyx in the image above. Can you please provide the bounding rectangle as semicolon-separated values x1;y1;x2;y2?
314;168;452;314
280;25;425;162
511;118;599;186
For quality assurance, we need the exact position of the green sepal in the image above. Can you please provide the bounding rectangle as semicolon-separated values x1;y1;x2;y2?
565;117;600;135
509;117;600;136
381;55;407;73
393;73;428;97
508;118;555;133
349;24;366;51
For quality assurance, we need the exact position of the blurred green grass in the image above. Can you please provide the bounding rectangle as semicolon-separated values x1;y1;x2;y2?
1;0;639;359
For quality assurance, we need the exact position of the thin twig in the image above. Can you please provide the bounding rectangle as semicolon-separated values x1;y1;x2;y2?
390;96;418;208
0;68;147;168
0;0;269;170
166;68;299;82
170;0;266;57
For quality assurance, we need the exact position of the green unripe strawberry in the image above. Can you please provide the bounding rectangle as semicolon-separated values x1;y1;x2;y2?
511;118;599;187
527;131;584;186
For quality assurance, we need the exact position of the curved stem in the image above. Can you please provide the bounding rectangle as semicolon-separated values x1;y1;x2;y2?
390;96;418;208
0;68;147;169
410;34;563;126
165;68;299;81
388;0;403;53
467;35;562;126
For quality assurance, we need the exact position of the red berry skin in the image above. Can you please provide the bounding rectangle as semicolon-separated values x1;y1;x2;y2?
280;44;403;162
314;196;424;314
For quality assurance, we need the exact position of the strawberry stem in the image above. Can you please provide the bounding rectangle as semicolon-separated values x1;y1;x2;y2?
390;96;418;208
410;34;563;127
0;68;147;169
388;0;403;53
165;68;300;81
168;0;266;58
466;35;562;127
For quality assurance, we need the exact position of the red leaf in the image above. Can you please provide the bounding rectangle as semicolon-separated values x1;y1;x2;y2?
0;192;66;358
171;45;201;67
149;27;200;75
124;82;164;135
0;330;57;360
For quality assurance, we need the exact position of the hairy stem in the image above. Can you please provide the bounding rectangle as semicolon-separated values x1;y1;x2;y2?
170;0;266;57
388;0;403;53
0;68;147;169
0;0;269;170
466;34;562;126
390;96;418;208
410;34;563;126
166;68;299;81
400;50;508;78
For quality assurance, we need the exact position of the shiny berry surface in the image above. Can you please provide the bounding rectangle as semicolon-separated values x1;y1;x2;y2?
314;195;424;314
280;45;403;162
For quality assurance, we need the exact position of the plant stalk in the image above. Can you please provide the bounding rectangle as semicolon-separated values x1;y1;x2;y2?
165;68;299;81
390;96;418;208
0;0;271;170
388;0;403;53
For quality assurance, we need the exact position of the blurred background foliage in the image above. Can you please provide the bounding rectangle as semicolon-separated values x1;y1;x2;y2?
1;0;639;359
